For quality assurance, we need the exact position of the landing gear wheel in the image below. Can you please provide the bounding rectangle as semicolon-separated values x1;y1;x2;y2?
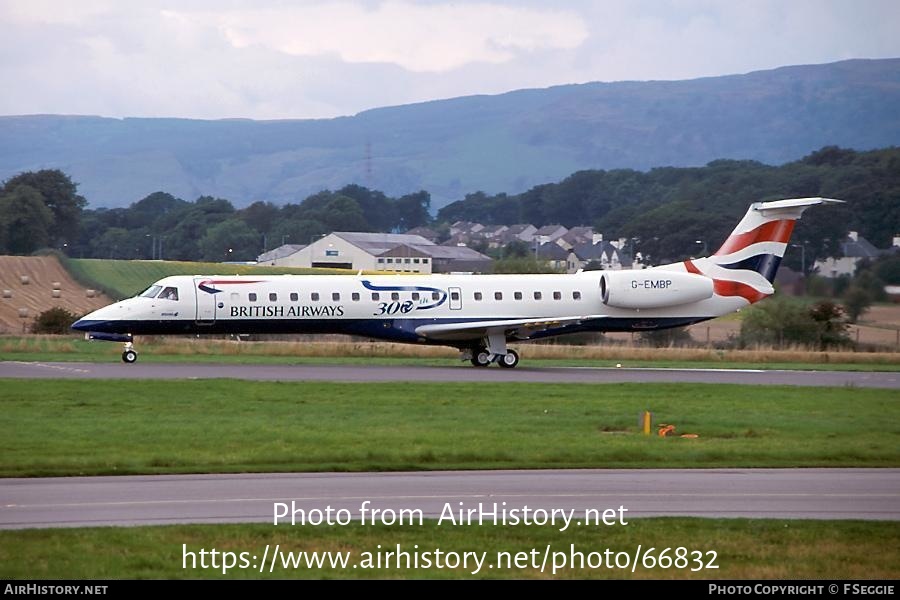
122;349;138;364
498;349;519;369
470;348;492;367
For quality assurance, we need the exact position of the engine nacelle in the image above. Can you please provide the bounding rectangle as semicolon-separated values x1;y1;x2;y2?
600;270;714;309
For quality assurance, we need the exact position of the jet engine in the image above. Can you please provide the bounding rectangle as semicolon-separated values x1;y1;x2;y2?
600;270;714;309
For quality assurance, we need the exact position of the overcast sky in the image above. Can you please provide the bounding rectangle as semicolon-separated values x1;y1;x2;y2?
2;0;898;120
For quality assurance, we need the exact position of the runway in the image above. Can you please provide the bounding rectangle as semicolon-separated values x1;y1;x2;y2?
2;360;899;387
1;469;898;529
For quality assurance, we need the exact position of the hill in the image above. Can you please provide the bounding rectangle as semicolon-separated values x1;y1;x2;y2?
1;59;898;209
0;256;112;333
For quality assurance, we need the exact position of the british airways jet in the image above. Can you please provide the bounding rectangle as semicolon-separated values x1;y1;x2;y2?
72;198;840;367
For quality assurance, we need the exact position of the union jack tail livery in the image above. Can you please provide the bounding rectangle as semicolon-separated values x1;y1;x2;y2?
679;197;843;305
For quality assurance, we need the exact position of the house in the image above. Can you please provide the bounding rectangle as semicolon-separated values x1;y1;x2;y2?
493;224;537;247
813;231;883;278
449;221;484;236
478;225;509;240
567;241;633;274
404;226;441;243
534;225;568;244
534;242;570;271
557;226;596;250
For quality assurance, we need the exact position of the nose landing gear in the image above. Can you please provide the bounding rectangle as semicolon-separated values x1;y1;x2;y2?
121;341;138;364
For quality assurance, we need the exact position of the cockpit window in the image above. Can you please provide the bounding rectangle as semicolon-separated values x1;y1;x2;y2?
139;285;162;298
158;287;179;301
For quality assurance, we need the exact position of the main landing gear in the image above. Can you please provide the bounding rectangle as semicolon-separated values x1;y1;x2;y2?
462;332;520;368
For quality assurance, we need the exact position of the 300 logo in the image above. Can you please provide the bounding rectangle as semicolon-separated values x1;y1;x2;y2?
374;301;414;315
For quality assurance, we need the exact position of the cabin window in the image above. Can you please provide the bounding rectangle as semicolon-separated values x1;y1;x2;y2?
391;292;400;301
269;292;277;302
377;258;384;263
352;292;360;301
372;292;380;301
432;292;440;301
412;292;420;301
139;285;162;298
332;292;340;301
311;292;320;301
553;291;562;300
422;259;429;264
404;258;411;264
248;293;257;302
514;291;523;300
451;291;460;301
534;291;542;300
386;258;393;264
474;292;483;301
494;291;503;301
413;258;420;264
290;292;298;302
158;287;179;301
573;291;582;300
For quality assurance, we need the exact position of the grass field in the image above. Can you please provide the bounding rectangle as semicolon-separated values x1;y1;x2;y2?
1;380;897;477
1;519;896;579
65;258;349;299
3;335;900;370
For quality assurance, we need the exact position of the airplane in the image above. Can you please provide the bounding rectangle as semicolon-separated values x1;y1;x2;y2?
71;197;841;367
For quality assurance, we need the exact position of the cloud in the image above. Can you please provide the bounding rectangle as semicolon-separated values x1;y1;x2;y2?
0;0;898;120
170;1;588;72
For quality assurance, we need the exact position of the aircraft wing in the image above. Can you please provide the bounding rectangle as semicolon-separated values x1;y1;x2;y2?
415;315;605;341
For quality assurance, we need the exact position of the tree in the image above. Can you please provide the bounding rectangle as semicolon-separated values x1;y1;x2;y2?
741;296;853;348
198;219;260;262
808;301;851;349
393;191;431;230
1;170;86;245
239;201;280;236
739;296;819;348
32;307;79;334
874;255;900;285
269;218;327;248
0;185;54;254
502;240;531;259
127;192;187;230
160;198;236;260
491;257;563;274
90;227;139;259
842;285;873;324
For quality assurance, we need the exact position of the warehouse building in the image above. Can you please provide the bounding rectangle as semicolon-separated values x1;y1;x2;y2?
257;232;492;274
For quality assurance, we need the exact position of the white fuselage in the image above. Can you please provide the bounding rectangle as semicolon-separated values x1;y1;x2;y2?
73;269;745;346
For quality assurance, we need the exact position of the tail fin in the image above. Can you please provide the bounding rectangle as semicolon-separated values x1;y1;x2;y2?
684;197;842;304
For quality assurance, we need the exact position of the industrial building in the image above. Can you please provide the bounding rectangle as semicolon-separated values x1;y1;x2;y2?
257;232;492;273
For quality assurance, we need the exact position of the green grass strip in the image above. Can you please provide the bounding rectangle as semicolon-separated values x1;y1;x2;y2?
1;519;896;579
1;380;897;477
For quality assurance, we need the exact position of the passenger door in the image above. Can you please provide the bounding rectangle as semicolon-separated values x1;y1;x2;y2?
193;277;217;323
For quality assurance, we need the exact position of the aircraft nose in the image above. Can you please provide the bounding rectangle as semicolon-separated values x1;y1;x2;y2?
71;307;112;332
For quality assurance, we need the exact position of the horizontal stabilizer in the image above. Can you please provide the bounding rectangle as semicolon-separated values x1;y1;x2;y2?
753;197;844;217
